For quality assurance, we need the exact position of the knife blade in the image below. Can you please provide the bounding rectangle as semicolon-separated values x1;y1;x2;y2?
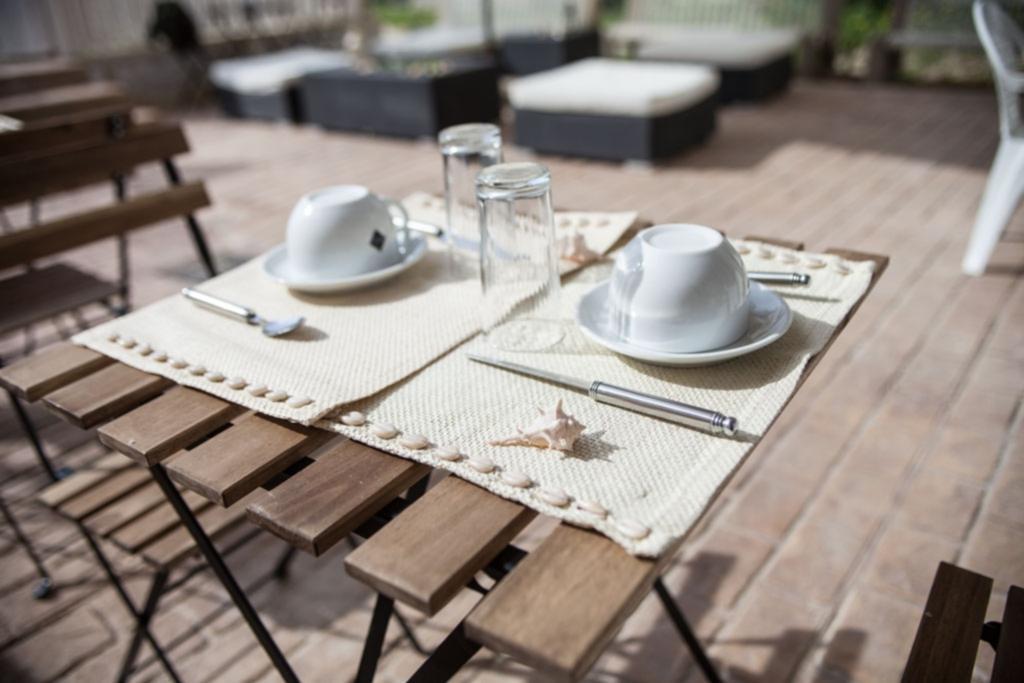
467;353;738;436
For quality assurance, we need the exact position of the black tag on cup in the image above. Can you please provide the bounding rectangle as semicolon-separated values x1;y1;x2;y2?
370;230;386;251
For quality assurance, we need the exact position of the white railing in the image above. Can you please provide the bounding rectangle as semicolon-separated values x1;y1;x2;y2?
1;0;349;59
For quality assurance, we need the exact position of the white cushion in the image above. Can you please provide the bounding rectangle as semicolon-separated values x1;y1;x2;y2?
210;48;351;95
374;25;489;60
507;58;719;117
608;23;800;69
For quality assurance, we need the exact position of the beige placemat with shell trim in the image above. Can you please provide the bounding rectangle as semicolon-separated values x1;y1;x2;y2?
317;240;875;557
72;195;639;424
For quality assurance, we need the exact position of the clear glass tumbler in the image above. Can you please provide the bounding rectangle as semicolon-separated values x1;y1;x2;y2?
439;123;502;262
477;162;563;351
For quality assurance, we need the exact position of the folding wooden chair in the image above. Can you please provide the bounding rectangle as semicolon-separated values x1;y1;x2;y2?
903;562;1022;682
0;59;88;98
0;126;213;597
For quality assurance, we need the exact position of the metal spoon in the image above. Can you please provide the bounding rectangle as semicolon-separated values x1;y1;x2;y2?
181;288;305;337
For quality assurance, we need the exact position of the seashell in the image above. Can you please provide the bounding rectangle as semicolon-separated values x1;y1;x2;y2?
537;488;571;507
501;471;533;488
118;337;137;349
106;332;120;342
577;500;608;518
152;351;168;362
758;248;774;260
436;445;463;462
341;411;366;426
616;519;651;540
556;232;600;265
780;252;799;265
489;399;586;452
248;384;269;397
735;244;751;255
557;217;571;228
467;456;496;473
371;422;398;439
226;377;246;389
170;358;188;369
187;364;206;376
287;396;312;408
399;433;429;450
205;371;225;382
597;217;610;227
136;343;152;356
834;262;851;275
805;257;826;269
577;217;590;228
266;390;288;402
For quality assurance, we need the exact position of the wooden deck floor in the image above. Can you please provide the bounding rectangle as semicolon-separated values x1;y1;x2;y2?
1;80;1022;682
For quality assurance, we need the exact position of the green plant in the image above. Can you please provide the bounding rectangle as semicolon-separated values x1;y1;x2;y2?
372;1;437;30
839;0;890;53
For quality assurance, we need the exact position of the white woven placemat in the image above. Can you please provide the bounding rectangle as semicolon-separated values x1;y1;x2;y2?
317;240;875;557
72;196;638;423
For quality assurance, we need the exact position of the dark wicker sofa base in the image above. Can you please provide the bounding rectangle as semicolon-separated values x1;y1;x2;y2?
513;92;717;162
718;54;793;103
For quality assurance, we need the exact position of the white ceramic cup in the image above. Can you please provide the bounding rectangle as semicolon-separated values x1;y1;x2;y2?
608;224;749;352
285;185;410;280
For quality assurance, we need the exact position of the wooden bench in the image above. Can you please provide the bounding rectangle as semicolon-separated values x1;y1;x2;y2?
0;238;888;681
903;562;1023;682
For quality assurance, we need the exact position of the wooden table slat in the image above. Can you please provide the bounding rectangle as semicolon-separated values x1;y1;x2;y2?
37;452;130;508
465;524;656;682
345;477;536;616
99;386;242;466
247;439;428;556
42;362;172;429
0;341;113;401
164;413;333;507
110;489;210;553
142;492;257;567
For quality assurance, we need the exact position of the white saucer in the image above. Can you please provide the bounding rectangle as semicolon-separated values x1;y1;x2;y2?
262;236;428;294
576;281;793;367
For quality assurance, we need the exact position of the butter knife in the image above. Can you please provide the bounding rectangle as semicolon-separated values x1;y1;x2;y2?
467;353;738;436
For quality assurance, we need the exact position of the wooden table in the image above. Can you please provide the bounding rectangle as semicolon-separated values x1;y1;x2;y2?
0;237;887;682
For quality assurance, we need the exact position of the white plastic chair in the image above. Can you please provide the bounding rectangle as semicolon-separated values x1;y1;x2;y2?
964;1;1024;275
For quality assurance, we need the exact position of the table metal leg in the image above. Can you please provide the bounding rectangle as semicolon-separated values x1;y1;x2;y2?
5;387;67;481
117;567;173;683
653;578;723;683
0;492;53;599
150;465;299;683
355;593;394;683
79;526;180;681
406;624;481;683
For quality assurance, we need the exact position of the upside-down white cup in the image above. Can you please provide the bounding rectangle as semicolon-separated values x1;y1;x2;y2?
608;224;749;352
284;185;409;280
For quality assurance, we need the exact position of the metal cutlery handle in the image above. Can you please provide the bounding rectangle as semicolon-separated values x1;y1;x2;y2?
748;271;810;285
182;287;256;324
589;381;738;436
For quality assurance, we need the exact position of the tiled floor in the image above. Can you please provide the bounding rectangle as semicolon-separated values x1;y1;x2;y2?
0;80;1021;682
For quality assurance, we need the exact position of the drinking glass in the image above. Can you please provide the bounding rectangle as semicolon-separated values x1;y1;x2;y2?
477;162;563;351
439;123;502;264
